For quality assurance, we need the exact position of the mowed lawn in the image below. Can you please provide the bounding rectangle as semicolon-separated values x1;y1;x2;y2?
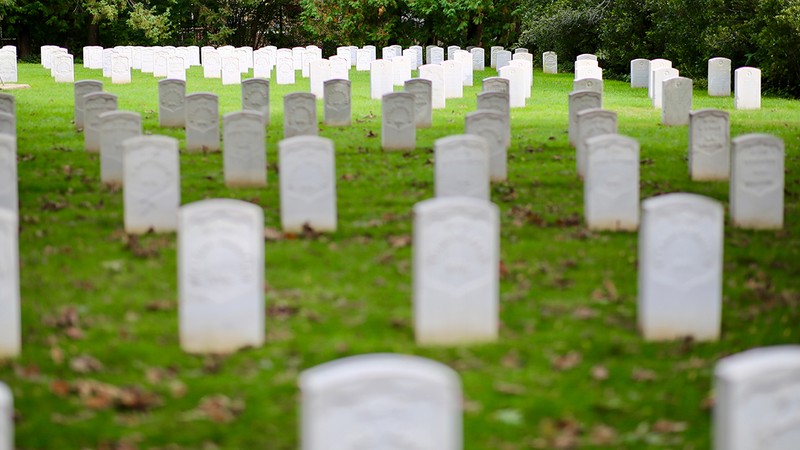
1;61;799;449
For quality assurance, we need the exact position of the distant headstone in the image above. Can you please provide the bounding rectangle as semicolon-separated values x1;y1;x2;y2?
498;65;525;108
471;48;485;71
329;56;349;80
648;58;672;99
74;80;102;131
0;135;16;213
179;199;264;354
356;48;371;71
392;55;412;87
276;51;295;84
53;53;74;83
573;77;603;94
158;79;186;128
638;193;723;341
477;91;510;118
202;49;221;78
83;92;118;152
0;210;19;360
662;77;692;126
576;53;597;61
430;47;444;65
0;50;17;83
253;49;272;79
413;197;499;345
382;46;397;60
482;77;509;95
223;111;266;187
123;135;180;234
410;45;424;68
370;59;393;100
99;111;142;186
185;93;220;152
543;51;558;74
454;51;473;87
495;50;511;69
730;134;784;229
309;59;331;99
153;50;169;78
490;46;503;68
111;55;131;84
141;47;155;74
713;346;800;450
576;108;618;178
574;59;601;80
515;48;528;54
0;381;13;447
419;64;446;109
404;78;433;128
689;109;730;181
584;133;639;230
441;60;463;99
283;92;318;138
242;78;270;125
435;135;490;200
734;67;761;110
446;45;460;60
382;92;416;151
708;57;731;97
568;90;602;147
167;56;186;81
279;136;337;232
465;110;510;182
221;56;241;85
300;354;462;450
651;67;679;109
323;79;351;127
630;59;650;88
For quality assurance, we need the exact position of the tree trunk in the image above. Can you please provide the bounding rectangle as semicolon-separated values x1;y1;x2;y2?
17;24;32;59
87;17;99;46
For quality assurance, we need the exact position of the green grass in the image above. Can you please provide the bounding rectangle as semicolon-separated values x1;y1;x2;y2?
1;62;799;449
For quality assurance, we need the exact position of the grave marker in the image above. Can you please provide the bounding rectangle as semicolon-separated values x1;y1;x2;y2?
419;64;446;109
223;111;267;187
0;136;16;213
662;76;693;125
185;93;220;152
0;382;12;448
584;133;639;230
568;90;602;147
99;111;142;186
323;79;351;127
83;92;118;152
242;78;270;125
688;109;729;181
730;134;784;229
284;92;318;138
465;110;510;182
123;135;180;233
734;67;761;110
74;80;102;131
576;108;618;178
708;57;731;97
158;79;186;128
279;136;337;232
435;135;490;200
630;58;650;88
382;92;416;151
404;78;433;128
543;51;557;74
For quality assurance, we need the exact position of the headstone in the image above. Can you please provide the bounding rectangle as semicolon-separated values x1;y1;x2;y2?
122;135;180;234
512;52;533;89
185;93;220;152
454;51;473;87
74;80;102;131
323;79;351;127
253;49;272;79
102;48;114;78
365;45;377;63
708;57;731;96
477;91;510;118
83;92;118;152
490;46;503;68
167;56;186;81
689;109;730;181
284;92;317;138
53;53;74;83
0;95;10;120
141;47;155;74
292;47;304;70
382;92;416;151
471;48;485;71
573;77;603;94
576;108;618;178
278;136;337;232
662;76;693;125
404;78;433;128
568;90;602;147
629;58;650;88
652;67;679;108
495;50;511;69
276;51;295;84
0;113;12;138
187;46;201;66
446;46;460;60
382;46;397;60
419;64;446;109
435;135;490;200
584;133;639;230
648;58;672;99
442;60;463;99
482;77;509;94
99;111;142;186
300;354;462;450
203;49;221;78
356;48;371;71
730;134;784;229
413;197;499;345
111;55;131;84
223;111;267;187
242;78;270;125
430;47;444;65
392;55;411;86
336;46;352;66
498;65;524;108
713;346;800;450
0;50;17;83
403;48;419;71
543;51;557;74
329;56;349;80
301;49;318;78
465;110;510;182
0;382;13;448
734;67;761;110
307;58;330;99
0;135;16;213
638;193;723;341
576;53;597;61
236;47;252;73
221;56;241;85
158;79;186;128
410;45;424;68
575;59;602;80
370;59;393;100
0;210;19;359
179;199;264;354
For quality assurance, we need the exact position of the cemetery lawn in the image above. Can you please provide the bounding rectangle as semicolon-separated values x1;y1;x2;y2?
3;63;799;449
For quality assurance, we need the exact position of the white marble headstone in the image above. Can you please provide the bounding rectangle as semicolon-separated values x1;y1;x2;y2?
543;51;558;74
630;58;650;88
648;58;672;99
404;78;433;128
465;110;510;182
185;93;220;152
74;80;102;131
498;65;524;108
179;199;265;354
734;67;761;110
223;111;266;188
83;92;117;152
689;109;730;181
0;209;19;359
283;92;318;139
575;108;618;178
482;77;509;94
708;57;731;97
242;78;270;125
0;135;16;213
309;59;331;99
662;76;693;125
418;64;446;109
279;136;337;232
584;133;639;231
382;92;416;151
323;79;351;127
0;382;12;448
99;111;142;186
370;59;393;100
435;135;490;200
123;135;180;234
158;79;186;128
568;90;602;147
730;134;784;229
276;51;295;84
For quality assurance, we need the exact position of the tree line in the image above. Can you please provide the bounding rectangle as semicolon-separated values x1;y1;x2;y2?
1;0;798;97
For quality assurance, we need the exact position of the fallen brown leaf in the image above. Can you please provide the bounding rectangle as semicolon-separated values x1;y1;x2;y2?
631;367;658;382
70;355;103;374
589;424;617;444
590;365;609;381
552;351;582;371
652;419;688;433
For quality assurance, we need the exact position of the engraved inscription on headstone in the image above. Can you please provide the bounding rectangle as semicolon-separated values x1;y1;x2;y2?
323;79;351;127
730;134;784;229
382;92;416;151
284;92;318;139
158;79;186;128
242;78;270;125
185;93;220;152
689;109;729;181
